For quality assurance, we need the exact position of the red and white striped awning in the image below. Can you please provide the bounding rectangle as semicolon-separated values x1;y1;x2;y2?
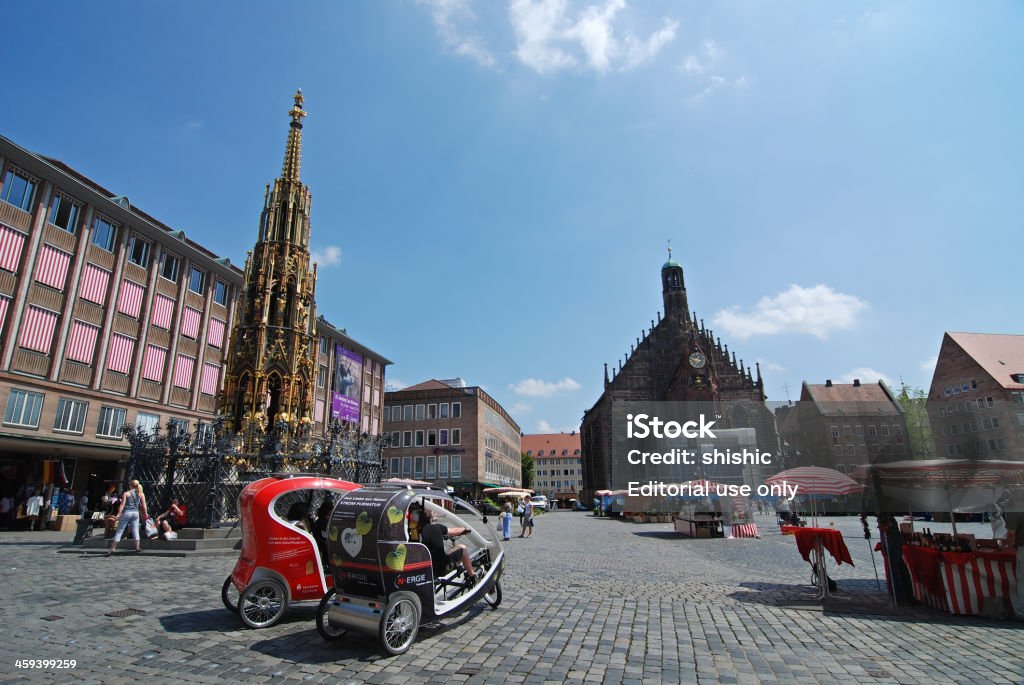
66;320;99;364
482;486;535;494
173;354;195;389
18;306;58;353
152;294;174;329
0;224;26;272
207;317;225;348
200;362;220;396
34;245;70;290
79;263;110;305
117;279;145;318
765;467;864;496
181;306;201;339
0;296;10;333
107;333;135;374
142;344;167;381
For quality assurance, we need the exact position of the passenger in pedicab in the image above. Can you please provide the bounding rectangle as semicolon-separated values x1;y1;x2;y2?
420;508;477;584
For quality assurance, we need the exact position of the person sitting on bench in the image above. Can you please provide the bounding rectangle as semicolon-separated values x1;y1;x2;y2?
420;509;477;584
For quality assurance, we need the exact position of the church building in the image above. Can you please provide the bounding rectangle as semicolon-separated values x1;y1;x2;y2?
580;250;780;499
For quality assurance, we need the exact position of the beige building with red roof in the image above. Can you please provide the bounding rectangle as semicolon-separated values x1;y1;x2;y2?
522;432;583;506
927;332;1024;460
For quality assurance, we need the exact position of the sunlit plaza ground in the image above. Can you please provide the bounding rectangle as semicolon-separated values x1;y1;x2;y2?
1;512;1022;685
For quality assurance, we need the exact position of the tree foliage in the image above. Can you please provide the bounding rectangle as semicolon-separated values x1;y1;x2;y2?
897;383;935;458
521;452;535;489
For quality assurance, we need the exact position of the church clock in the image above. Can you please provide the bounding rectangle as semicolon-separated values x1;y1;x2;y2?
688;352;707;369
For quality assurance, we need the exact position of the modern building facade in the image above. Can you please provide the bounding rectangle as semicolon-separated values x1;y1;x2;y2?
522;432;582;506
382;379;522;498
0;133;243;502
313;316;390;437
927;332;1024;460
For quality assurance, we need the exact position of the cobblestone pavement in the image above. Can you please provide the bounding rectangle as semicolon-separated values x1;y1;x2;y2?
1;513;1022;684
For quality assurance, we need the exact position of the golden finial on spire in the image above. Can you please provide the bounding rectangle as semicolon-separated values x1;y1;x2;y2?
667;239;672;259
289;88;307;127
281;89;306;183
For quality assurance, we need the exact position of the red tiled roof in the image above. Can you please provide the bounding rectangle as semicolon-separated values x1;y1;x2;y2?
521;433;581;456
947;332;1024;390
801;381;901;416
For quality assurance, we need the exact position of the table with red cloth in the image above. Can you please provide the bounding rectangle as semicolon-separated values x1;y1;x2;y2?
782;526;854;566
897;545;1017;616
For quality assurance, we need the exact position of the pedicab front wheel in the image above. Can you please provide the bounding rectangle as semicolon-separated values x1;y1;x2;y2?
316;588;347;641
379;591;421;656
483;580;502;608
240;578;288;629
221;575;240;613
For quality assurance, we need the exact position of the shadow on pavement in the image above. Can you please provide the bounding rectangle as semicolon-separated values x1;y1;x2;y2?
630;530;683;541
159;608;253;633
729;580;1024;629
245;603;491;663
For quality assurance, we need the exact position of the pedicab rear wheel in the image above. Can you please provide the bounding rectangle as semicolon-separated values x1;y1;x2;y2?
240;578;288;628
483;580;502;608
316;588;347;641
379;591;421;656
221;575;240;613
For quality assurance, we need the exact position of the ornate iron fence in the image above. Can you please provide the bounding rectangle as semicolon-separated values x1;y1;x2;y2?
122;418;386;528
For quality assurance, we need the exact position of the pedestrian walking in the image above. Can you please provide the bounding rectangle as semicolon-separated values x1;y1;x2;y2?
501;502;513;541
25;490;44;531
107;480;147;555
519;497;534;538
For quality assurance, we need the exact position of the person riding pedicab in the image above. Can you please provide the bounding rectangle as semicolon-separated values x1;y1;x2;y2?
420;509;477;584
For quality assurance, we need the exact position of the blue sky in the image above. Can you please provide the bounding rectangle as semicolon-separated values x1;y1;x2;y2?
2;1;1022;434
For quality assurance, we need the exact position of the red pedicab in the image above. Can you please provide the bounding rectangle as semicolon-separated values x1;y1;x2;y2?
221;473;362;628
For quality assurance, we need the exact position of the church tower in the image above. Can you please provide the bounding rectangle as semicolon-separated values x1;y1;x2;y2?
661;244;689;320
219;90;319;433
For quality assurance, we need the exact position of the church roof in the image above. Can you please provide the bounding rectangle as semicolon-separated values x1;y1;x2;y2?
662;257;681;270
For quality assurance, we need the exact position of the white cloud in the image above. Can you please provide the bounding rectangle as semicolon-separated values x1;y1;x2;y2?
310;245;342;267
712;284;868;340
510;401;533;414
623;19;678;70
839;367;895;388
758;359;786;373
681;54;703;74
386;379;408;391
920;356;938;373
418;0;497;67
680;38;746;104
537;419;578;433
509;0;676;74
509;377;581;397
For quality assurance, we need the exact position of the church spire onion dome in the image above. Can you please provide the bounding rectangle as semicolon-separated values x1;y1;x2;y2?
218;90;319;434
661;241;688;319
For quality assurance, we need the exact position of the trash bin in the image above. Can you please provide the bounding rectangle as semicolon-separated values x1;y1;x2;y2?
73;518;93;545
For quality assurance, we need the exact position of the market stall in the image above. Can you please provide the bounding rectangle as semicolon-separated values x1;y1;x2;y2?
671;480;726;537
858;459;1024;618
